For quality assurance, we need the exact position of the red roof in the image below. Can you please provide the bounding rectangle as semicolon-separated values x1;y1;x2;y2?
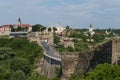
0;24;31;28
95;32;101;34
0;25;11;28
17;24;31;27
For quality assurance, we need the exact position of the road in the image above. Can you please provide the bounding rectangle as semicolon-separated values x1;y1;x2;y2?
40;42;61;61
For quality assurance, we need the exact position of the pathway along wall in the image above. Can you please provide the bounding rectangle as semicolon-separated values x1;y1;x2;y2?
61;40;112;80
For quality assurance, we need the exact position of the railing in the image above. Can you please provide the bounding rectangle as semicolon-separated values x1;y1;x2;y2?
39;42;61;61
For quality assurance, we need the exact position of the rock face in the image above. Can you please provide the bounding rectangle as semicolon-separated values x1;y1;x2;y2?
39;38;120;80
112;38;120;64
61;53;79;80
41;56;61;78
61;40;112;80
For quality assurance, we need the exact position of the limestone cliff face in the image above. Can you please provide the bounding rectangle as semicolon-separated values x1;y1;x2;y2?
61;53;79;80
38;38;120;80
112;39;120;64
61;40;112;80
41;56;61;78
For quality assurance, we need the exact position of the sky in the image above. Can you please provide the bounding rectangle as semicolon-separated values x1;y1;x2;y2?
0;0;120;29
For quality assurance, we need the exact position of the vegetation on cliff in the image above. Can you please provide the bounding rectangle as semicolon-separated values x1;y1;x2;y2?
70;63;120;80
0;38;43;80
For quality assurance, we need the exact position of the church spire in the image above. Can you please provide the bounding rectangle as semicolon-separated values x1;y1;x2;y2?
18;18;22;25
89;24;92;28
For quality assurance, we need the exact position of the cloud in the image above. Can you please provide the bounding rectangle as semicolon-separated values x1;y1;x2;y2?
0;0;120;28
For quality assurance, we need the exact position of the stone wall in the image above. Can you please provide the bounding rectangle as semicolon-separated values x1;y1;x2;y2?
39;38;120;80
112;38;120;64
28;32;53;44
41;55;61;78
61;40;112;80
61;53;79;80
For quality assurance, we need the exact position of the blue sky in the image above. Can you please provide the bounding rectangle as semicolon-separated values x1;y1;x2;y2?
0;0;120;28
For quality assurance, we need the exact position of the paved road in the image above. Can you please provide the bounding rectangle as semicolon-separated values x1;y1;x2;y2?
40;42;61;61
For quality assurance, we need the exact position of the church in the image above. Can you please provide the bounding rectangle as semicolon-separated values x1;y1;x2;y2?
13;18;32;32
0;18;32;33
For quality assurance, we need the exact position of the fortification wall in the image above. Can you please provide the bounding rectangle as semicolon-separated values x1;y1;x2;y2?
112;38;120;64
61;40;112;80
41;56;61;78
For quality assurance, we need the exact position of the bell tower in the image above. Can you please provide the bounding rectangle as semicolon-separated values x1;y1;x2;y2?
89;24;93;32
18;18;22;25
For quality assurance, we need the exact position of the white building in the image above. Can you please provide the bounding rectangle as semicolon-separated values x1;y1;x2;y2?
0;25;11;35
48;24;65;34
88;24;95;36
0;25;11;33
89;24;93;32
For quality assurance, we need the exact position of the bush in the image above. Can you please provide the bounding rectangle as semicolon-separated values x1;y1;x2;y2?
0;38;43;80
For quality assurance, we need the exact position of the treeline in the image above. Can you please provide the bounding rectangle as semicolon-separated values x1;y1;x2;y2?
70;63;120;80
0;38;44;80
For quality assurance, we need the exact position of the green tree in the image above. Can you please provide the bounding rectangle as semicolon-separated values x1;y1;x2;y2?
0;38;44;80
54;35;60;44
32;24;46;32
75;42;88;52
10;26;16;32
17;27;21;31
10;70;26;80
10;57;31;75
80;34;87;42
0;47;15;60
93;34;105;42
53;27;57;33
67;46;74;52
66;25;69;31
41;26;46;31
24;27;28;31
84;63;120;80
70;63;120;80
0;66;11;80
66;25;70;36
48;27;52;32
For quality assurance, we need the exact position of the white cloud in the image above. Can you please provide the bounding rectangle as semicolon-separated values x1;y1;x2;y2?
0;0;120;28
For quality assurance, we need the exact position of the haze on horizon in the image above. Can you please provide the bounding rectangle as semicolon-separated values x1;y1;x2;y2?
0;0;120;29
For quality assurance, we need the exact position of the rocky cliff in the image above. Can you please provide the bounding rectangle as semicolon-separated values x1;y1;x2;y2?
61;40;112;80
112;38;120;64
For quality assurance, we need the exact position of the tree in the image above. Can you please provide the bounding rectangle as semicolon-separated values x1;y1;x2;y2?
10;70;26;80
0;47;15;60
66;25;70;30
32;24;46;32
41;26;46;31
67;46;74;52
70;63;120;80
84;63;120;80
17;27;23;31
0;66;11;80
0;38;44;80
53;27;57;33
10;57;31;74
75;42;88;52
54;35;60;44
24;27;28;31
93;34;105;42
48;27;52;32
66;25;70;36
10;26;16;32
81;34;87;42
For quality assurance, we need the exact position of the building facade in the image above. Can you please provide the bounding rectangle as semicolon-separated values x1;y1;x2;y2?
0;25;11;33
0;18;32;33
